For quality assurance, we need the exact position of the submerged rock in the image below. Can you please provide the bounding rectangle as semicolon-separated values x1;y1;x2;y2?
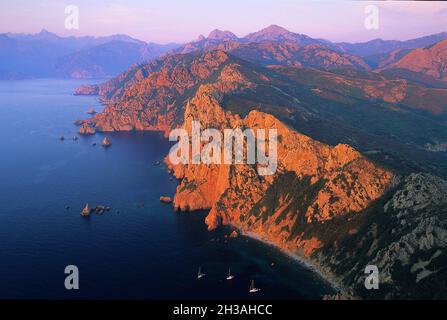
79;205;112;215
59;135;65;141
94;205;106;215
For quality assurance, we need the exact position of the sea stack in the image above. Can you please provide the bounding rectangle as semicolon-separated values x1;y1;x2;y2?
102;137;111;147
81;203;91;217
160;196;172;204
87;107;97;115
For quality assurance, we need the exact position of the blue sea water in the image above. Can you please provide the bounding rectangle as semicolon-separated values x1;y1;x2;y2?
0;79;334;299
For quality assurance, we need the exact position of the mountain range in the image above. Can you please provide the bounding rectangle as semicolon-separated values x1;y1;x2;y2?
0;29;180;79
3;25;447;81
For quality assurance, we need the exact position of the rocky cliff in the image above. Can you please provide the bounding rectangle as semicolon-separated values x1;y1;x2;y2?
167;81;393;258
76;48;447;298
85;51;234;132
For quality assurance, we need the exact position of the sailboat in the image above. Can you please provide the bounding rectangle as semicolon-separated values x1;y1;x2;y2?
197;266;206;279
226;268;235;280
249;280;260;293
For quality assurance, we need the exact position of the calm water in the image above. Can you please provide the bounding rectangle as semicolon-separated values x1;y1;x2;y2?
0;79;334;299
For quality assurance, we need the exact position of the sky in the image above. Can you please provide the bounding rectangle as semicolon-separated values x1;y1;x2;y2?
1;0;447;44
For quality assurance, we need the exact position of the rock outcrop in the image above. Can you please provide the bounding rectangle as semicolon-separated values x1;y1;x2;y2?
81;203;91;217
74;84;99;96
160;196;172;203
102;137;111;147
79;123;95;135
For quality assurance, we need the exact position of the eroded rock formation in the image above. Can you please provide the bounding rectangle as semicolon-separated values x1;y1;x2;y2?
167;82;393;258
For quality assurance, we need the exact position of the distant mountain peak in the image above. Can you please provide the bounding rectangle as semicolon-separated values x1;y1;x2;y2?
244;24;311;43
207;29;238;41
33;28;60;40
259;24;292;35
38;28;56;36
102;33;145;44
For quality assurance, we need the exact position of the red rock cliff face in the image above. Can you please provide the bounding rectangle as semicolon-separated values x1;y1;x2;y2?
86;51;233;132
85;49;394;257
167;80;393;256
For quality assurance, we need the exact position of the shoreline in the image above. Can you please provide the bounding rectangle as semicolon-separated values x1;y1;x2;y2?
233;226;348;296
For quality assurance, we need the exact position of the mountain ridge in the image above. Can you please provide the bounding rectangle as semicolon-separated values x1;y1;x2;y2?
3;26;447;79
0;30;181;79
380;38;447;82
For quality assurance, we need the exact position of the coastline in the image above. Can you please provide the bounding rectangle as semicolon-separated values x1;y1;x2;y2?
87;98;350;297
164;163;349;297
232;226;349;296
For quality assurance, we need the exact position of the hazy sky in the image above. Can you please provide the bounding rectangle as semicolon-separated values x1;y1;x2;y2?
1;0;447;44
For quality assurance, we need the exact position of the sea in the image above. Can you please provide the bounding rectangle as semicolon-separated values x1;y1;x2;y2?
0;79;335;299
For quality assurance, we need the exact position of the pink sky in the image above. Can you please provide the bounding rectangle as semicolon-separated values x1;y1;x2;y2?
1;0;447;44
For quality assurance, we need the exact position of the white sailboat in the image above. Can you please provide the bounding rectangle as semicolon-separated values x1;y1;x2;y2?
226;268;235;280
197;266;206;279
249;280;260;293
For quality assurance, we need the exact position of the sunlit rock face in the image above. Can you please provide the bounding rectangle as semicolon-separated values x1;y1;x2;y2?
82;46;447;298
166;82;392;258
